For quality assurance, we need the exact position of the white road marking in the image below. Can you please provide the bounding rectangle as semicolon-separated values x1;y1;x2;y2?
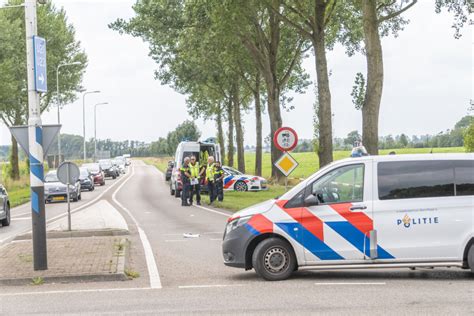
193;204;232;217
0;287;155;297
178;284;244;289
11;217;31;221
314;282;386;286
112;165;162;290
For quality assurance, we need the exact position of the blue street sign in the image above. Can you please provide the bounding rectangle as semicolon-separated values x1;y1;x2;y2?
33;36;47;93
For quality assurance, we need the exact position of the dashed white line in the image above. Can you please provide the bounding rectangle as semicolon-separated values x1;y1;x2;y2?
112;165;162;289
314;282;386;286
178;284;244;289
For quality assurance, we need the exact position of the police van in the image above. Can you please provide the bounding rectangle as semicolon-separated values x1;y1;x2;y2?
170;141;221;197
222;153;474;280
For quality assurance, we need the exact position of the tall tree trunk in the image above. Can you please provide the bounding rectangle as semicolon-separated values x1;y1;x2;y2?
362;0;383;155
226;98;234;167
233;83;245;173
313;1;333;168
267;83;283;180
216;109;225;163
9;135;20;180
254;74;262;176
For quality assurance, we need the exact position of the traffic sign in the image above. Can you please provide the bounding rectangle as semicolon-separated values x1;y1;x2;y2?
33;35;47;92
274;152;299;177
57;162;80;185
274;127;298;152
10;124;61;158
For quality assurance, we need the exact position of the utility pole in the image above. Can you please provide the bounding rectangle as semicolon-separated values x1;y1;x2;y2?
82;90;100;161
25;0;47;271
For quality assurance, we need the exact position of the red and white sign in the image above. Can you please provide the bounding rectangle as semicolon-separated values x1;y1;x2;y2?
273;127;298;152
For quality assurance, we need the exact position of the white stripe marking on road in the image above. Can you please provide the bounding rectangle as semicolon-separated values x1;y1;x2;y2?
314;282;386;286
178;284;244;289
112;165;162;290
193;204;232;217
11;217;31;221
0;287;155;297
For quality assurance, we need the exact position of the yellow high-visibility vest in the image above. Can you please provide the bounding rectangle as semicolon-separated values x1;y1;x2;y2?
206;163;215;181
189;162;200;178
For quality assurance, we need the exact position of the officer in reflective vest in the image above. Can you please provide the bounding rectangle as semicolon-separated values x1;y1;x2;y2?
214;161;225;202
180;157;192;206
206;156;216;204
188;156;203;206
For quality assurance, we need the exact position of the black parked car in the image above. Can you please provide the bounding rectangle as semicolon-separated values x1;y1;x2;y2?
79;167;95;191
165;160;174;181
0;184;10;227
99;159;120;179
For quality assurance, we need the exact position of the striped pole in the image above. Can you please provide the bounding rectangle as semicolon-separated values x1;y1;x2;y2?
25;0;47;270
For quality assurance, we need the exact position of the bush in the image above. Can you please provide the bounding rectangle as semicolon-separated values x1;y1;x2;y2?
464;123;474;152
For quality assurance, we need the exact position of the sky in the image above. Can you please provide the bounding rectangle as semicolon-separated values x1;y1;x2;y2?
0;0;472;146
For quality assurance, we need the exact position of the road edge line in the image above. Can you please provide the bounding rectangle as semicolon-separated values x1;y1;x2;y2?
111;164;162;289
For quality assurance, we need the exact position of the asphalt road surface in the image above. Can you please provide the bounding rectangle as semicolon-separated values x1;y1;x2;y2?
0;161;472;315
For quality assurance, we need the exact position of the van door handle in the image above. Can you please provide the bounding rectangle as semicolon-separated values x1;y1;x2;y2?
350;205;367;211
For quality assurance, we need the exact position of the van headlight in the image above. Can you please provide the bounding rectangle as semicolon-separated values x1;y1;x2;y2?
226;216;251;235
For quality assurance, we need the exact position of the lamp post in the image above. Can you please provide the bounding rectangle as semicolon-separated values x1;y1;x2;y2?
94;102;108;161
82;90;100;161
56;61;81;165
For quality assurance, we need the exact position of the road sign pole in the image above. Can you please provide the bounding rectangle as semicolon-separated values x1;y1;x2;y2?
66;166;71;231
25;0;47;271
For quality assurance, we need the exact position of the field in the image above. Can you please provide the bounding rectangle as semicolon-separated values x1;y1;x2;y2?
142;146;465;212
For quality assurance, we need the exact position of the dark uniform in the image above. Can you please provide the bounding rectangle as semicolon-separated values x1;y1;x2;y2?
180;164;191;206
214;165;225;202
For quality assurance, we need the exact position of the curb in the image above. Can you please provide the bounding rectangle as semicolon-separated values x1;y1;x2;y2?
0;237;130;286
13;229;129;241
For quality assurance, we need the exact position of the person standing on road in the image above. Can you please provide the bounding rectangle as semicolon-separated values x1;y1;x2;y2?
214;161;225;202
205;156;216;205
180;157;192;206
188;156;202;206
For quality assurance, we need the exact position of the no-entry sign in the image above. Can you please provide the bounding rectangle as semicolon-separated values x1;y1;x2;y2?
274;127;298;152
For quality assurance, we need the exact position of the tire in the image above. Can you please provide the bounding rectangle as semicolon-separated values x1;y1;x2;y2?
252;238;296;281
78;193;82;201
1;204;10;227
234;180;248;192
468;244;474;273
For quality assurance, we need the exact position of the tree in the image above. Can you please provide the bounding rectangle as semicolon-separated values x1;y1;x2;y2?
0;0;87;179
166;120;201;156
344;130;361;146
268;0;341;168
399;134;409;148
339;0;470;155
464;123;474;152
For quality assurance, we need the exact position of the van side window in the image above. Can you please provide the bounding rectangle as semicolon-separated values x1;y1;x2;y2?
378;161;455;200
311;164;364;204
454;160;474;196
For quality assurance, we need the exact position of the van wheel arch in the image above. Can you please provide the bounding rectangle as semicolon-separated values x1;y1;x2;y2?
245;233;298;271
463;238;474;269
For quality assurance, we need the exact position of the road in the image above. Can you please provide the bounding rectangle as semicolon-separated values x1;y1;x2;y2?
0;161;472;315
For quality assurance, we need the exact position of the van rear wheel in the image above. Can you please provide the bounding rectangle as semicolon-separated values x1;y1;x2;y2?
468;244;474;273
252;238;296;281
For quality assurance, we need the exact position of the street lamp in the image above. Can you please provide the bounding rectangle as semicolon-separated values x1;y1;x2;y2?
56;61;81;164
82;90;100;161
94;102;108;161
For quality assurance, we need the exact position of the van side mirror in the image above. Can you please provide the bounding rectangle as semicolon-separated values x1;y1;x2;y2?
304;194;320;207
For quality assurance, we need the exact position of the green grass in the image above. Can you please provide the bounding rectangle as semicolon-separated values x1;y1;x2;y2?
142;157;170;173
212;186;287;212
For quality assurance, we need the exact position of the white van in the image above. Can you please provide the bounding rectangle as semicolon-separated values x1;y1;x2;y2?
222;154;474;280
170;141;221;197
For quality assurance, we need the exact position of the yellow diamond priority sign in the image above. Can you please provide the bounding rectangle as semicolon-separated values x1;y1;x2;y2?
274;152;299;177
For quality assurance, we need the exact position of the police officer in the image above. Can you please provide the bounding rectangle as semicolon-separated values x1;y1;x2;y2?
180;157;192;206
205;156;216;204
188;156;202;206
214;161;225;202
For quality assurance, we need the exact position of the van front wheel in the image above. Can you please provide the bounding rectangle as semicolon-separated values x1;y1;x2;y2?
252;238;296;281
468;244;474;273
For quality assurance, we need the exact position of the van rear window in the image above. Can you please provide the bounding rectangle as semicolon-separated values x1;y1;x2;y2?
378;161;455;200
455;160;474;196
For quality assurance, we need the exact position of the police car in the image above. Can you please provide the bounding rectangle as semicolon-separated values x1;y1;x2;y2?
222;153;474;280
222;166;267;192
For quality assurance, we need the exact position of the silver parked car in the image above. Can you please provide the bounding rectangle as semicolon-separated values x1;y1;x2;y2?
44;171;81;203
0;184;10;227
